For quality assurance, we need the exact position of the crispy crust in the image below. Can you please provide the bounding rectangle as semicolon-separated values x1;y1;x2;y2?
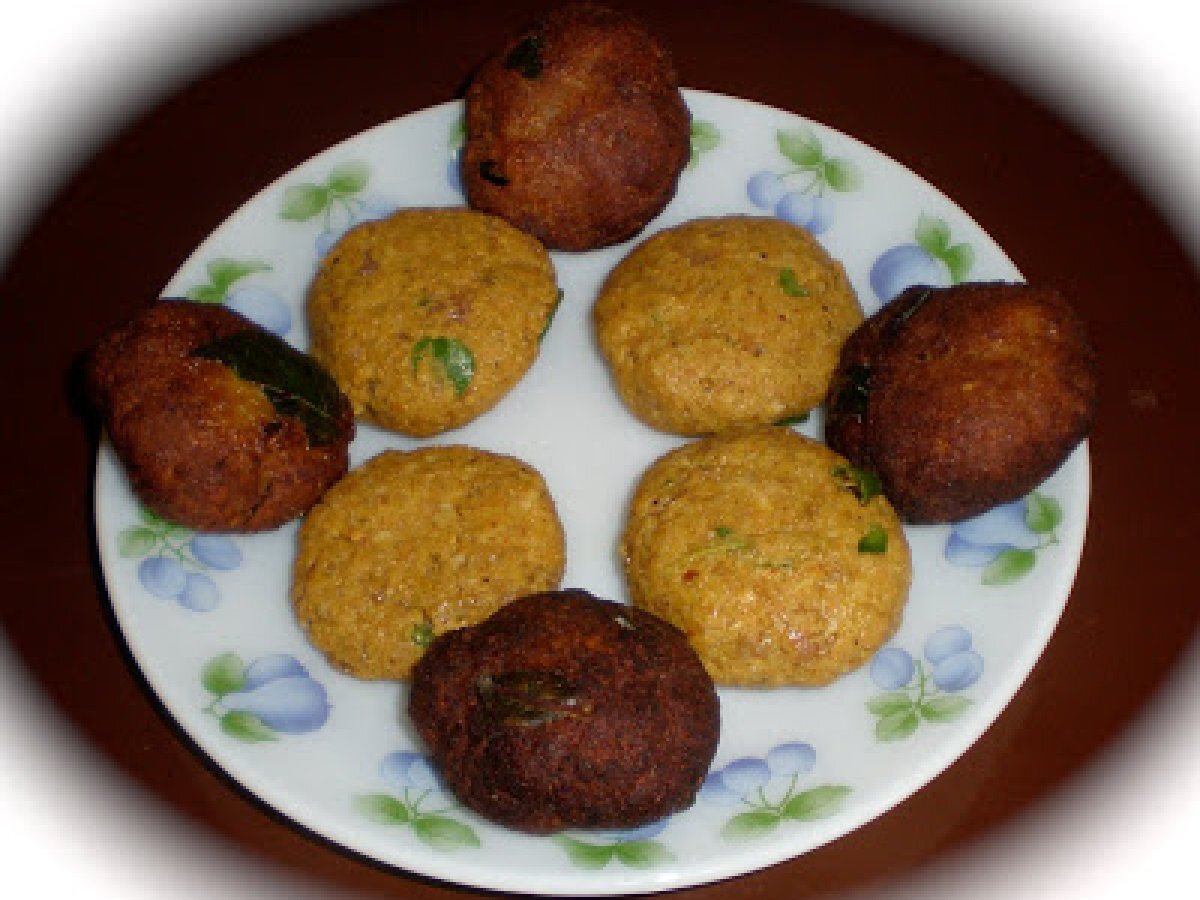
409;589;720;833
87;300;353;531
824;282;1099;522
462;3;690;250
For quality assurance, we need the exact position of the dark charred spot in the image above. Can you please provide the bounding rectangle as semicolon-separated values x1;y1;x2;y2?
504;33;545;78
479;160;510;186
832;362;872;419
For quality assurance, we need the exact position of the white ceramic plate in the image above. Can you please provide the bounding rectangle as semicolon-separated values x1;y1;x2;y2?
94;90;1089;895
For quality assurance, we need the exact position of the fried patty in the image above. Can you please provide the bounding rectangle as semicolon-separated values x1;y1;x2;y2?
823;282;1098;522
87;299;353;531
408;588;720;833
462;3;690;250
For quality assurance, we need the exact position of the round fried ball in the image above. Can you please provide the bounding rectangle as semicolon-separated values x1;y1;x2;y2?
823;282;1099;523
462;3;690;250
291;446;566;680
306;208;559;437
595;215;863;435
408;588;720;833
87;299;353;531
621;425;911;687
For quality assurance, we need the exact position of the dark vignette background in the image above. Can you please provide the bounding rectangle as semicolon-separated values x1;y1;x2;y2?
1;1;1197;897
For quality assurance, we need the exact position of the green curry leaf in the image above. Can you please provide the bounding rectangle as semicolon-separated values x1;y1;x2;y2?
412;336;475;397
192;330;346;447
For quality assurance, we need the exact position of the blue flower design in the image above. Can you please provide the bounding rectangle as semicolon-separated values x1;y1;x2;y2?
867;627;982;741
745;126;862;236
120;506;242;612
202;652;330;741
945;492;1062;585
700;742;849;840
355;751;479;851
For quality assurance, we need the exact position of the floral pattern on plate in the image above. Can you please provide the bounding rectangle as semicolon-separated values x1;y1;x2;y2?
94;90;1089;895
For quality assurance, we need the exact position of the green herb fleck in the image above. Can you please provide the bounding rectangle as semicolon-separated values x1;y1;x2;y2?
504;34;544;78
479;160;509;186
833;464;882;504
412;336;475;397
540;289;562;341
773;412;810;426
192;330;346;446
411;621;435;647
779;267;810;297
858;523;888;554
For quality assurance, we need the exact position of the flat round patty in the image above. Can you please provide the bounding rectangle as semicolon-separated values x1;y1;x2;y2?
595;216;863;435
621;425;911;687
408;588;720;833
307;208;559;437
462;2;690;250
824;281;1099;522
291;445;565;680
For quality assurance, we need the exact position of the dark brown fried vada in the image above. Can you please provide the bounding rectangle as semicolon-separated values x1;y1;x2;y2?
87;299;353;531
823;282;1098;523
408;588;720;833
462;3;690;251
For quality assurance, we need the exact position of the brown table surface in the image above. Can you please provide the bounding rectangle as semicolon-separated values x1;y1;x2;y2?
3;0;1199;896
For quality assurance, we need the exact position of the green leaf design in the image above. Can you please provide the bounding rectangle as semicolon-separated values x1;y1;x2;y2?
777;127;823;168
281;183;331;221
412;815;481;851
449;115;466;149
412;336;476;397
722;809;781;841
941;242;974;283
778;267;809;297
202;652;246;697
1025;492;1062;534
118;526;159;558
781;785;851;821
982;547;1036;585
823;157;863;192
220;710;277;742
614;840;675;868
866;692;915;717
689;120;721;167
355;793;411;825
876;707;920;741
192;330;346;447
920;695;972;723
327;161;370;196
915;214;951;257
556;836;616;869
188;259;271;303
